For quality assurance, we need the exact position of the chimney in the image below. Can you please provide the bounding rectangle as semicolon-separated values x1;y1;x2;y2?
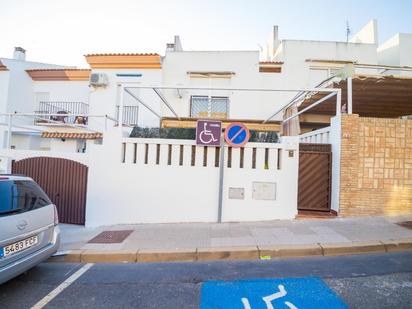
265;26;280;60
13;47;26;61
166;36;183;52
272;26;280;50
174;35;183;51
166;43;175;52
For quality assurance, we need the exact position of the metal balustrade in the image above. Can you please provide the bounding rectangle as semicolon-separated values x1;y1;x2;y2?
115;105;139;126
35;101;89;125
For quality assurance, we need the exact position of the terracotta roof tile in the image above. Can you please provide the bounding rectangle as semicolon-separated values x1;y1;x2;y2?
41;132;102;139
84;53;159;57
84;53;161;69
259;61;284;65
26;68;90;72
26;69;90;81
0;60;8;71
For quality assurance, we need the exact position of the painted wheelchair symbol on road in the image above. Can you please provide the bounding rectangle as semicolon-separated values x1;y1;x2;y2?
242;284;297;309
200;277;348;309
224;122;250;147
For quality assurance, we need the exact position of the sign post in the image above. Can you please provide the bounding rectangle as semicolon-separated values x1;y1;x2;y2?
196;120;224;223
217;133;225;223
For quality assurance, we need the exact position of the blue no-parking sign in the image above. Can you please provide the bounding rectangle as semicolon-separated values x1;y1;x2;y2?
201;277;348;309
224;122;250;147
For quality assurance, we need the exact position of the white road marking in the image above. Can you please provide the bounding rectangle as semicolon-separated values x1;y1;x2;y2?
241;284;298;309
241;298;252;309
30;263;94;309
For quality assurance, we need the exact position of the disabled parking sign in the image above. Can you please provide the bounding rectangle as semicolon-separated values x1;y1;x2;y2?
224;122;250;147
196;120;222;146
201;277;348;309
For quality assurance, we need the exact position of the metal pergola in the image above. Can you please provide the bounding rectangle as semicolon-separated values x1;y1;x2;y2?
117;83;343;130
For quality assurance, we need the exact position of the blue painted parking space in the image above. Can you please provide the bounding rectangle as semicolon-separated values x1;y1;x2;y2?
201;277;348;309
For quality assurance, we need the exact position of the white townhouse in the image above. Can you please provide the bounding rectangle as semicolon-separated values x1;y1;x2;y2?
0;20;411;151
1;20;412;226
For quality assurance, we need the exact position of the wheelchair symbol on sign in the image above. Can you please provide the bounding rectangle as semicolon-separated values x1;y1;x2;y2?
199;122;218;144
241;284;298;309
196;120;221;146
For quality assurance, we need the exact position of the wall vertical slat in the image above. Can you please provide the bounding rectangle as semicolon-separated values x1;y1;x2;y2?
195;146;204;167
268;148;278;170
159;144;169;166
183;145;192;166
255;148;265;170
243;147;253;169
231;148;241;169
147;144;157;165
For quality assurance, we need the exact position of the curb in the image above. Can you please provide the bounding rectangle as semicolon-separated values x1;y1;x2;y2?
48;239;412;263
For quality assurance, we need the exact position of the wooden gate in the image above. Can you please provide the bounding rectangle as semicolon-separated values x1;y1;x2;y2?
298;143;332;212
12;157;88;225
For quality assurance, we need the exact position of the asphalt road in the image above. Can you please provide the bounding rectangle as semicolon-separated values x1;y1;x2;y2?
1;252;412;309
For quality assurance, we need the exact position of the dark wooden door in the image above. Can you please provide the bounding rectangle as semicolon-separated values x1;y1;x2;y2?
298;144;332;212
12;157;88;225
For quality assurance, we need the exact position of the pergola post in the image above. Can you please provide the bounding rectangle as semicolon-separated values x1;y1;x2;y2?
347;77;353;114
118;84;124;129
336;89;342;116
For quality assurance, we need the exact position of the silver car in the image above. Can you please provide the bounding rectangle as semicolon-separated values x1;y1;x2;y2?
0;175;60;284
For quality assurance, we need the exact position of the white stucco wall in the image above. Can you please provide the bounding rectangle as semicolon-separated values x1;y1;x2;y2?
0;70;10;114
378;34;400;66
399;34;412;67
85;131;299;226
161;51;285;121
88;69;162;131
349;20;378;44
377;33;412;75
277;40;378;81
0;58;65;115
32;81;90;111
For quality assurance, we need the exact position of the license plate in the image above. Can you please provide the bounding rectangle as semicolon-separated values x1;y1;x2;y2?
1;235;38;258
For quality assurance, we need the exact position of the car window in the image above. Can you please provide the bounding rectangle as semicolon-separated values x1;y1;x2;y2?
0;180;14;215
0;180;52;217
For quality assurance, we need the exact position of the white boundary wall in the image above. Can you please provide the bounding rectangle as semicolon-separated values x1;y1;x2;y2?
0;131;299;227
299;127;331;144
85;131;299;226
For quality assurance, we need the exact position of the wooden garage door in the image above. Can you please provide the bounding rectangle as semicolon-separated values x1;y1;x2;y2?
298;144;332;212
12;157;88;225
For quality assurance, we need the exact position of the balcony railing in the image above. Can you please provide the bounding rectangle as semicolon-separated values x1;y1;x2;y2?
115;105;139;126
35;101;89;125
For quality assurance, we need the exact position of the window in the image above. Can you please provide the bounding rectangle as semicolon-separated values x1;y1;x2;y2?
0;180;52;217
190;96;229;119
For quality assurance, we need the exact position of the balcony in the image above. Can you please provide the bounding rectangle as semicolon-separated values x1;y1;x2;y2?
115;105;139;126
35;101;89;125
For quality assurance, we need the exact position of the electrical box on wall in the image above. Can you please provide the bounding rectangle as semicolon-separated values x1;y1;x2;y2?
252;182;276;200
229;187;245;199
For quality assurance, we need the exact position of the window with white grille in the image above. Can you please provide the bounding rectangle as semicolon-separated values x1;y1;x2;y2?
190;96;229;119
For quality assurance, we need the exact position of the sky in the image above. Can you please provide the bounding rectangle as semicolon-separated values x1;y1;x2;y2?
0;0;411;67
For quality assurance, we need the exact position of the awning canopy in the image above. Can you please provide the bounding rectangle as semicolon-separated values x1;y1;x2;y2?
298;74;412;118
41;132;102;139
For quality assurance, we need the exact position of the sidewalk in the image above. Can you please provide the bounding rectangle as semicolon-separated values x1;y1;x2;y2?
53;215;412;263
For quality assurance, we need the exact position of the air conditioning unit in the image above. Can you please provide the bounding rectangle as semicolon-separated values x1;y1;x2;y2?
89;73;108;87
